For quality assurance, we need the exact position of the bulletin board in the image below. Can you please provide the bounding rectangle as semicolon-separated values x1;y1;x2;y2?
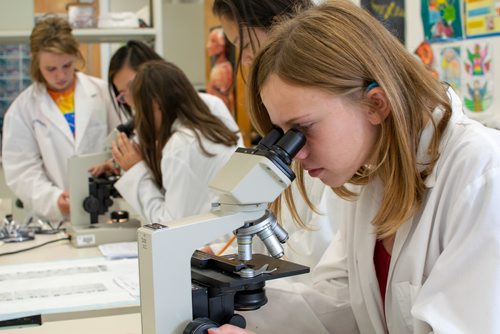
417;0;500;129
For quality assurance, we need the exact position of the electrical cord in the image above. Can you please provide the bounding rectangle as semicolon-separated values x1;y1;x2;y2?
0;236;70;257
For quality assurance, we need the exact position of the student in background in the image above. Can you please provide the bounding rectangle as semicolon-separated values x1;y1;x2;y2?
102;40;242;146
2;17;122;221
107;40;162;118
212;0;337;280
213;0;313;68
110;60;239;224
211;1;500;333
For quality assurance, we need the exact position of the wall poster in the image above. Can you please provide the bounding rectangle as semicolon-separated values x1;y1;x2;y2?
465;0;500;37
421;0;464;41
361;0;405;44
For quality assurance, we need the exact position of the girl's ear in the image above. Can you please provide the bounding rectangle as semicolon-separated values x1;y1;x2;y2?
365;87;391;125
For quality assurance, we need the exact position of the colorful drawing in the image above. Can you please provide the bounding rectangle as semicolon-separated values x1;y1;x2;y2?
439;46;461;91
422;0;463;41
465;0;500;37
464;43;491;76
415;41;439;79
464;79;493;112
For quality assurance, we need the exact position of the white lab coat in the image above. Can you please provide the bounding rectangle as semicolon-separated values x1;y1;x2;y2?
114;93;241;225
243;89;500;333
2;72;121;221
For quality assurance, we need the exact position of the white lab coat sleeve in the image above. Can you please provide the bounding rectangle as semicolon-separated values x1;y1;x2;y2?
114;160;162;224
302;220;359;333
199;93;244;147
411;167;500;333
115;150;209;225
2;100;63;220
243;218;359;333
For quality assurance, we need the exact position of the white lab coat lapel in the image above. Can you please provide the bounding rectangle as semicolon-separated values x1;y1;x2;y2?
385;95;454;331
74;72;97;151
389;95;449;270
36;83;75;145
354;180;387;333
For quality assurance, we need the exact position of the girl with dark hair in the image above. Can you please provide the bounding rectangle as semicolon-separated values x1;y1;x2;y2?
212;0;313;68
111;60;240;224
107;40;162;118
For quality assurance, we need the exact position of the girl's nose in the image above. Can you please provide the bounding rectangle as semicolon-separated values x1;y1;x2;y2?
294;146;308;161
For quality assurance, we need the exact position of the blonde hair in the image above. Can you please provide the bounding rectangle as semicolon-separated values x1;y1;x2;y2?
30;16;84;84
249;0;452;238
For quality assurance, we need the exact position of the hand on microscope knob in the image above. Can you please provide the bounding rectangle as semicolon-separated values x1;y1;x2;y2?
208;325;255;334
88;159;121;177
112;132;142;171
57;191;70;216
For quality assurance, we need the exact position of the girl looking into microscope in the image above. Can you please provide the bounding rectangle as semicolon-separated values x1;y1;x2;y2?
95;40;242;147
106;60;240;225
211;1;500;333
89;41;242;224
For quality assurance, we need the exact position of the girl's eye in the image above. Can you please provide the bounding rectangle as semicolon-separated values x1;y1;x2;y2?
297;123;313;133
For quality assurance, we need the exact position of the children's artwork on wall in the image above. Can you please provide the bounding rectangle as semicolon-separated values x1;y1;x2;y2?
206;27;235;113
439;46;462;91
414;41;440;78
465;0;500;37
463;77;493;112
462;41;494;115
464;43;491;76
420;34;500;129
421;0;464;41
361;0;405;44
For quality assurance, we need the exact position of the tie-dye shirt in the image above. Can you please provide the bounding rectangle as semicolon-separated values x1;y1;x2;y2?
48;82;76;136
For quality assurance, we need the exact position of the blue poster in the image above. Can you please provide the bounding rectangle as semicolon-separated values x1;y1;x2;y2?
421;0;464;41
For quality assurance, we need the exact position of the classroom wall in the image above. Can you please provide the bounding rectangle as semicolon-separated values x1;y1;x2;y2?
162;1;205;89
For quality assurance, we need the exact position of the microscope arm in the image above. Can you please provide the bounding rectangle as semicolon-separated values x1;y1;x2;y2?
69;152;111;227
139;206;266;334
138;128;307;333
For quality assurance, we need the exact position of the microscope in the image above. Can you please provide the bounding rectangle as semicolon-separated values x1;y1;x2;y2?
0;214;35;242
138;128;310;333
67;120;140;247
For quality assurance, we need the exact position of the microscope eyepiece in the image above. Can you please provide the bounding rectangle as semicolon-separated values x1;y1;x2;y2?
256;127;283;150
116;119;134;138
270;128;305;165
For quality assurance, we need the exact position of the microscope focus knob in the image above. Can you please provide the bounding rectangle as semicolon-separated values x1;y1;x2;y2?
183;317;218;334
83;196;100;213
227;314;246;329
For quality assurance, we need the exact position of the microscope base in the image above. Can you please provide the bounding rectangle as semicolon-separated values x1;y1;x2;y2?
67;219;141;247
